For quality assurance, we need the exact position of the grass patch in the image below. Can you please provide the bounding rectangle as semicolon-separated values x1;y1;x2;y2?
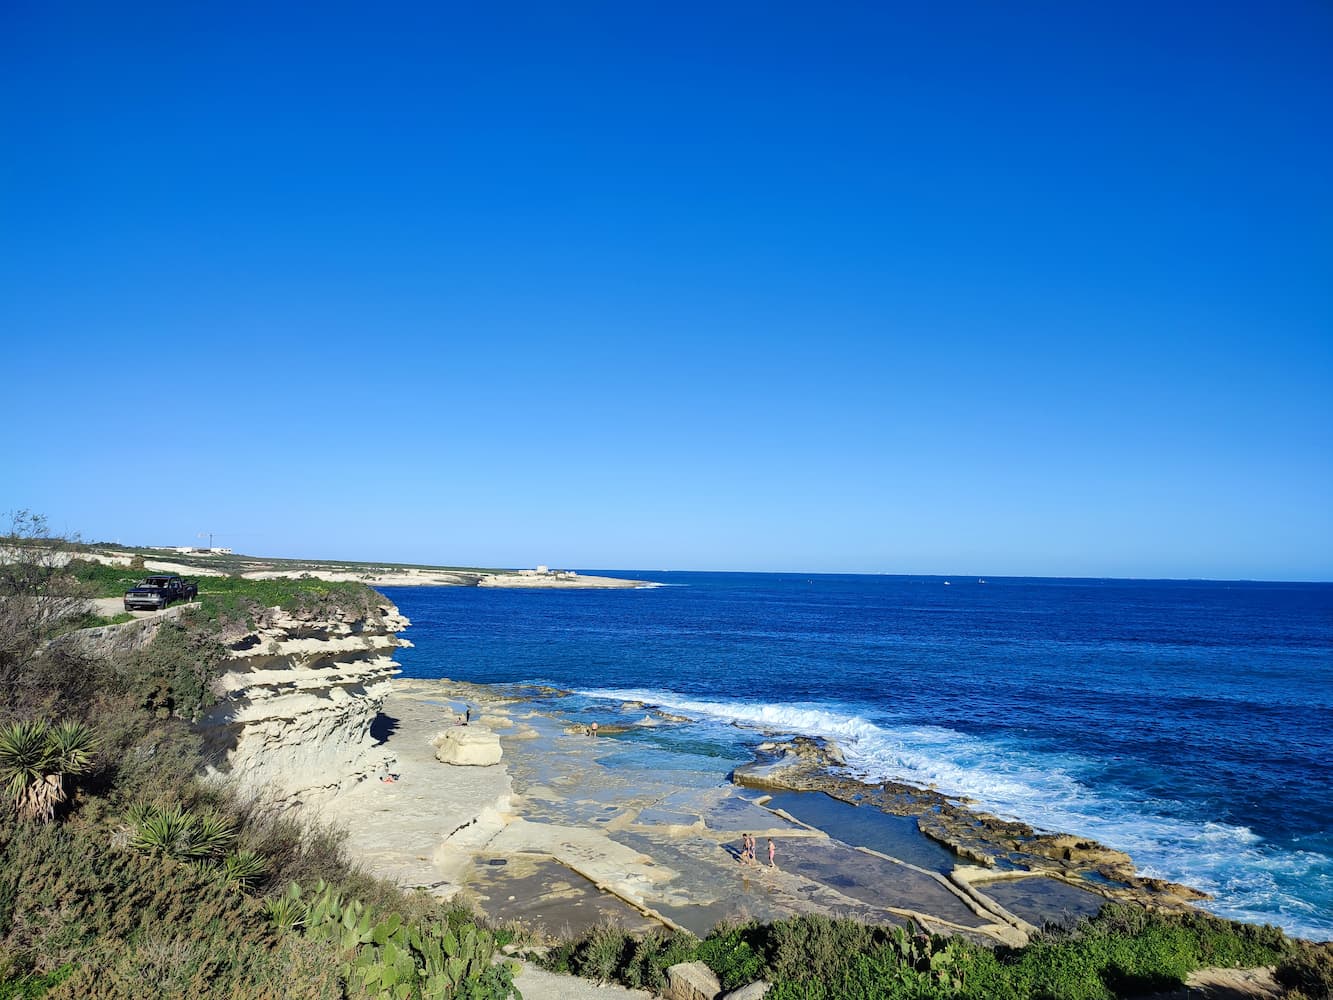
67;558;385;634
189;575;383;629
0;965;73;1000
64;560;144;599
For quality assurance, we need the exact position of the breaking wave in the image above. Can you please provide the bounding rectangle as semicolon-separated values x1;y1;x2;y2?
579;686;1333;941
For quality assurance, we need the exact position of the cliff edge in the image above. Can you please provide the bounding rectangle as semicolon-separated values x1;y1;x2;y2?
198;595;409;805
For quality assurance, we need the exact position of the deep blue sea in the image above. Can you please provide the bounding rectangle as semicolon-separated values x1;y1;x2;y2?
382;573;1333;941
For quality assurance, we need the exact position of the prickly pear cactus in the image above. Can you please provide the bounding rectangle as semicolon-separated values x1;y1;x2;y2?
278;881;520;999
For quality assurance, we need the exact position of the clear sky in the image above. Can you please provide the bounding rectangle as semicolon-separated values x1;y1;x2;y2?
2;2;1330;579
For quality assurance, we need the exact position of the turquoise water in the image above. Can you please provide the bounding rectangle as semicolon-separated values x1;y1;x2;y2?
383;573;1333;940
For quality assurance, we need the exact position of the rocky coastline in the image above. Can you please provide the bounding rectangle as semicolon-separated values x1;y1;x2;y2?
731;735;1209;916
172;594;1311;1000
182;588;1221;946
278;672;1237;956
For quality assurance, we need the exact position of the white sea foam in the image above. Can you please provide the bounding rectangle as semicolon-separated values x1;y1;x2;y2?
578;686;1333;940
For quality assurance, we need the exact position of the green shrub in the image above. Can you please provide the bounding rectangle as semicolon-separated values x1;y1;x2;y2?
220;849;268;892
577;923;635;984
767;943;931;1000
63;560;142;599
89;713;203;813
125;617;225;722
540;939;577;975
762;913;877;986
126;801;236;862
545;904;1297;1000
620;929;696;991
539;922;695;989
1277;940;1333;999
0;818;342;999
0;964;73;1000
188;575;386;630
953;945;1028;1000
696;922;763;990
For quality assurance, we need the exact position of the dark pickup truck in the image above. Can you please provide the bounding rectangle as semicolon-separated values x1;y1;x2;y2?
123;575;199;612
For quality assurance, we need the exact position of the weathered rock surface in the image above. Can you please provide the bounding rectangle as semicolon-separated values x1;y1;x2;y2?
733;735;1209;913
665;961;722;1000
433;725;503;766
721;983;771;1000
198;600;409;804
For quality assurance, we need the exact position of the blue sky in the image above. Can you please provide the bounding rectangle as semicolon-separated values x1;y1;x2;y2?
2;2;1330;578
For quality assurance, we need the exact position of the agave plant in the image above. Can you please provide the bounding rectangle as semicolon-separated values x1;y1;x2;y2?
221;849;268;891
124;799;157;829
191;810;238;858
265;889;308;932
0;719;97;822
130;802;198;856
128;802;238;860
48;720;96;773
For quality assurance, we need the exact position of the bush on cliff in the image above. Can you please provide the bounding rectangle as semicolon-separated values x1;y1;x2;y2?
544;905;1297;1000
0;814;343;999
694;921;764;989
1277;940;1333;1000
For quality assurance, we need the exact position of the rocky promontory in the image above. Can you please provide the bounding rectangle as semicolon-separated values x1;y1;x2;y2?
732;735;1209;913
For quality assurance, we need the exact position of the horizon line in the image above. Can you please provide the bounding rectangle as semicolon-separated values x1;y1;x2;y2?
73;541;1333;586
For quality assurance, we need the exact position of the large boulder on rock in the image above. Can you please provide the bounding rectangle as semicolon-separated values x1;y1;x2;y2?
1029;833;1136;876
731;736;849;792
665;961;722;1000
432;726;502;766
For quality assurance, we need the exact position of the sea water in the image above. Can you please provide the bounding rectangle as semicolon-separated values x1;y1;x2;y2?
382;573;1333;941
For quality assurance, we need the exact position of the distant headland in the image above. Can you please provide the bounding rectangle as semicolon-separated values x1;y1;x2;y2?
70;543;650;589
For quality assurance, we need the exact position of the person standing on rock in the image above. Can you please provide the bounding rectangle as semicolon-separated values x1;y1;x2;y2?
768;838;777;869
590;721;598;737
465;706;471;725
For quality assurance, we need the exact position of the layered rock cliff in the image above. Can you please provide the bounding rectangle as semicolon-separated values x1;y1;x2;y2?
198;597;410;805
